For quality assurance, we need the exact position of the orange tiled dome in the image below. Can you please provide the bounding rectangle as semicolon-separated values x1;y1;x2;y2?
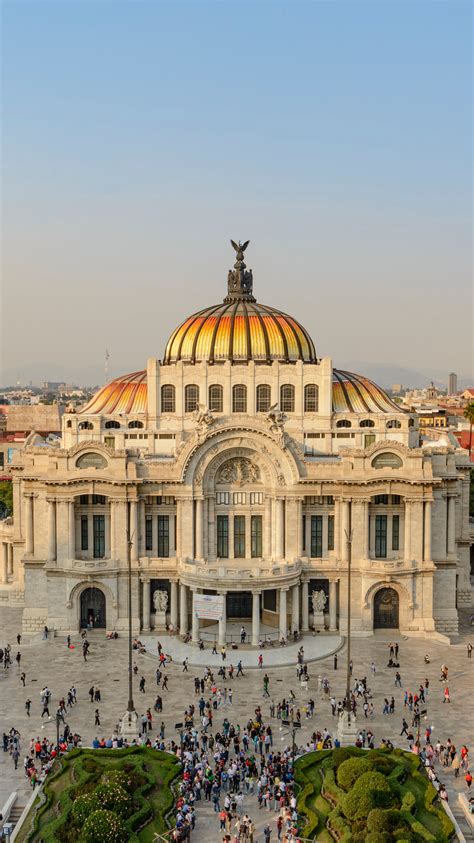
163;299;317;365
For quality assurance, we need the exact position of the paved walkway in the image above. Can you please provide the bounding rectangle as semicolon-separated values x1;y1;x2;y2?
141;631;343;668
0;607;473;840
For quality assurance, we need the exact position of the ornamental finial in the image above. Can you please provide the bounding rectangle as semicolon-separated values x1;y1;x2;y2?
225;239;255;302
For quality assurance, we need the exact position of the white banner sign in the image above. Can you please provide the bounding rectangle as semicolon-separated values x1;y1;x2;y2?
193;593;225;621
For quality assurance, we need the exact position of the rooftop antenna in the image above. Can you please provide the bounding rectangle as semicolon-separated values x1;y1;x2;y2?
105;349;110;384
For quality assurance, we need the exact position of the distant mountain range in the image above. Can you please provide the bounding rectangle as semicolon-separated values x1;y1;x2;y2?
1;360;472;392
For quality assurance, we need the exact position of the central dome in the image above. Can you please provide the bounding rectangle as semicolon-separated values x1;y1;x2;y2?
163;240;317;365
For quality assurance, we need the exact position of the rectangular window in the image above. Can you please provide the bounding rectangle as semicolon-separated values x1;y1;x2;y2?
250;492;263;505
364;434;376;448
374;495;389;505
92;495;106;505
217;515;229;558
216;492;230;505
328;515;334;551
251;515;262;557
81;515;88;551
326;496;334;506
157;515;169;557
93;514;105;558
0;453;4;468
104;436;115;449
80;494;89;506
375;514;387;558
311;515;323;558
163;496;175;505
391;495;401;505
234;515;246;558
233;492;246;505
145;515;153;551
392;515;400;551
263;589;277;612
302;514;306;551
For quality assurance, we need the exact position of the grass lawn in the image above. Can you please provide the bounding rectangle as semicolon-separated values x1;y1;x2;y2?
295;747;455;842
16;747;181;843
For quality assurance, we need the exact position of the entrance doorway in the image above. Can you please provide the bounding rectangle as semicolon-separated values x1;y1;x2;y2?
373;587;399;628
80;587;106;629
227;592;252;618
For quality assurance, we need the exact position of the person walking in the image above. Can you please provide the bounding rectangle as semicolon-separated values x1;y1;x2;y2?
11;747;20;769
263;674;270;698
139;676;146;693
162;675;169;691
400;718;409;736
452;754;461;778
395;671;402;687
89;686;95;702
333;654;337;670
20;672;26;687
16;633;21;645
467;642;472;659
182;658;188;672
443;686;451;704
258;654;263;669
94;709;100;726
236;660;244;677
15;651;21;667
94;688;101;703
25;699;31;717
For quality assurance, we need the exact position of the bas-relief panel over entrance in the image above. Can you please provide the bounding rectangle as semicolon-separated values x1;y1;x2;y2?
216;458;261;486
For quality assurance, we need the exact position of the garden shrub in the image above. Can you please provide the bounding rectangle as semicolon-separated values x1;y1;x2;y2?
401;790;416;813
94;783;133;819
342;771;394;820
366;833;391;843
80;809;128;843
101;770;133;790
71;792;100;825
331;747;352;767
337;756;373;791
366;807;391;833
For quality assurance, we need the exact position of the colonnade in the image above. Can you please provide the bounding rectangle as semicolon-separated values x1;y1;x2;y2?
1;542;14;583
140;578;341;644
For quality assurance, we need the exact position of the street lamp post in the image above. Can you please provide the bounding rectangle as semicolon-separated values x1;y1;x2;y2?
344;528;353;717
120;524;138;739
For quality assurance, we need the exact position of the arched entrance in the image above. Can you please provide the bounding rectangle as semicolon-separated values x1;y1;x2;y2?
80;587;106;629
373;587;399;629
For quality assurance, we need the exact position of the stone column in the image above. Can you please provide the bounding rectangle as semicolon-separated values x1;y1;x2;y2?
296;498;303;558
110;500;117;559
130;500;138;562
1;544;8;583
47;498;57;562
251;591;260;645
329;578;338;631
218;591;227;645
195;498;204;560
191;590;200;642
424;499;432;561
291;583;300;633
275;498;284;560
181;499;194;560
228;515;234;559
447;494;456;556
279;588;288;639
341;499;350;562
363;499;369;559
404;500;412;563
116;500;128;562
142;579;151;631
264;497;272;559
138;499;146;556
207;496;216;562
8;544;13;576
24;494;34;554
179;582;188;635
170;581;178;628
334;498;341;558
169;510;176;557
68;499;75;560
301;580;309;631
175;500;181;559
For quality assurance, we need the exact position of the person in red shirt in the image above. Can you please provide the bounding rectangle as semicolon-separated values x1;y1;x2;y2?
466;771;472;790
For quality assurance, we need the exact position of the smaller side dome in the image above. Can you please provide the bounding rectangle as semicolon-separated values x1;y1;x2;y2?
332;369;404;414
81;371;147;415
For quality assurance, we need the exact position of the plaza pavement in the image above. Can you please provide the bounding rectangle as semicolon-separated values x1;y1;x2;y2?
0;606;473;841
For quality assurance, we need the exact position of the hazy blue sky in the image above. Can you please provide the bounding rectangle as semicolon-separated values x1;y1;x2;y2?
2;0;472;387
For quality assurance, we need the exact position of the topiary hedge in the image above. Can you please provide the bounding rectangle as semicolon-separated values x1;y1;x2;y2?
342;771;394;821
81;808;128;843
337;756;373;791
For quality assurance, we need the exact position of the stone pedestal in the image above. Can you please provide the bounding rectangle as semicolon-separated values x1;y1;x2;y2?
313;609;325;631
120;709;139;741
337;710;358;746
154;610;167;631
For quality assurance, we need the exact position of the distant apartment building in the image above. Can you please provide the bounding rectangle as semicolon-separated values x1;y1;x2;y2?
448;373;458;395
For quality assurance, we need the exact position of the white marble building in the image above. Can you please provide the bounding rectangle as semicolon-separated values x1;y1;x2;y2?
0;242;471;640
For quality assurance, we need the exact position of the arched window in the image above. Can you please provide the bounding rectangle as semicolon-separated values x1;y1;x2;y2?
161;385;175;413
386;419;401;429
280;384;295;413
185;384;199;413
66;420;72;428
78;421;93;431
209;384;223;413
128;420;144;429
336;419;351;428
256;384;271;413
304;384;319;413
105;420;120;429
360;419;375;428
408;418;415;428
232;385;247;413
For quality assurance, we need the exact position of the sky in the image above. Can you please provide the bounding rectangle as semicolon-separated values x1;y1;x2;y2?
1;0;472;388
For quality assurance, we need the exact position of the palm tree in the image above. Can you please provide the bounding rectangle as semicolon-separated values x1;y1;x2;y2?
463;401;474;459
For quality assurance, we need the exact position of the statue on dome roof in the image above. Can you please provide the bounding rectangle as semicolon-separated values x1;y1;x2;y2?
225;239;255;303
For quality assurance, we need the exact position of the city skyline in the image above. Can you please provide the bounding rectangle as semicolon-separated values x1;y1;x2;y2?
2;1;472;384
